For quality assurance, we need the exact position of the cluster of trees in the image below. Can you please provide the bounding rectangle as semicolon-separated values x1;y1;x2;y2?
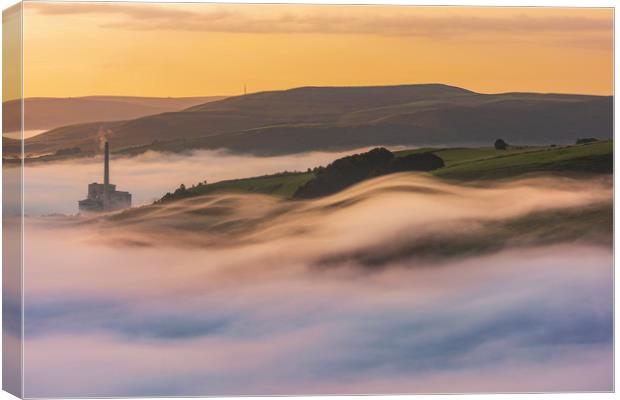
294;148;393;198
381;152;444;173
157;180;208;204
294;147;444;199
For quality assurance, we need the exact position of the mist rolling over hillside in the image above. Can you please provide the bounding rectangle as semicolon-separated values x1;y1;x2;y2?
18;84;613;158
147;140;612;205
11;3;614;397
23;173;612;396
90;173;612;252
22;145;612;395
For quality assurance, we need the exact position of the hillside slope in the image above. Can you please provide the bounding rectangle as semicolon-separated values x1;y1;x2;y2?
3;95;225;133
155;140;613;202
22;85;613;157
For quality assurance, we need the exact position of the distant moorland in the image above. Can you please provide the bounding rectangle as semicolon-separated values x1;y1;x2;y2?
7;84;612;160
2;95;224;134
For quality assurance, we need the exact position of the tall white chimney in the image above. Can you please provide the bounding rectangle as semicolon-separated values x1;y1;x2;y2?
103;141;110;210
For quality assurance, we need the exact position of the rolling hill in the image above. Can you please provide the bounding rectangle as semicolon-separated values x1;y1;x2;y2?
18;84;613;157
155;140;613;202
3;95;225;133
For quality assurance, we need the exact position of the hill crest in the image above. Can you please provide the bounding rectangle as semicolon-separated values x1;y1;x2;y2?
16;84;613;159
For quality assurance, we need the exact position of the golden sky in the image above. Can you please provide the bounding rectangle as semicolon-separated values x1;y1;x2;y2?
22;2;613;98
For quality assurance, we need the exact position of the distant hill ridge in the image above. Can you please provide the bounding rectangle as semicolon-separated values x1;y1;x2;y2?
16;84;613;158
186;84;474;114
3;95;225;133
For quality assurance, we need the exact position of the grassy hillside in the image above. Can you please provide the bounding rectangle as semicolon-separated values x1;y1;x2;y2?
157;140;612;202
158;172;315;203
22;84;612;157
187;84;473;116
394;146;541;166
433;140;612;180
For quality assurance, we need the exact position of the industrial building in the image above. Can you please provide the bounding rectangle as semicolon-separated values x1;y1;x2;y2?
78;141;132;213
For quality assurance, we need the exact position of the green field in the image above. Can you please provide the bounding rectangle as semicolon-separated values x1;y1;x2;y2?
158;140;613;202
396;146;551;166
161;172;315;202
433;140;612;180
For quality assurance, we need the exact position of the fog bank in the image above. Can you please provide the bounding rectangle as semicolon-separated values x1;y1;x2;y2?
23;147;390;215
22;173;613;396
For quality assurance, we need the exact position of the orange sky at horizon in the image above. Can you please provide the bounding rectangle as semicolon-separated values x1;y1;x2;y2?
20;2;613;99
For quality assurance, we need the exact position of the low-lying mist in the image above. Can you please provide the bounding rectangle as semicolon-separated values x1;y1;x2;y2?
83;173;612;257
23;147;394;215
20;172;612;396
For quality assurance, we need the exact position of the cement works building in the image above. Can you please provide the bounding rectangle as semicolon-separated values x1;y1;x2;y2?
78;141;132;213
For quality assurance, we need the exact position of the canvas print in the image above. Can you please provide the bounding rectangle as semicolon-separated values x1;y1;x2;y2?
2;2;614;397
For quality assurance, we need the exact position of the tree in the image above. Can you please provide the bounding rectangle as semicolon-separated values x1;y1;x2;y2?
494;139;508;150
576;138;599;145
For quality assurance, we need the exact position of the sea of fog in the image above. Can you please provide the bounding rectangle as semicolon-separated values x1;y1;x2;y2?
12;166;613;397
14;169;613;397
22;147;398;215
